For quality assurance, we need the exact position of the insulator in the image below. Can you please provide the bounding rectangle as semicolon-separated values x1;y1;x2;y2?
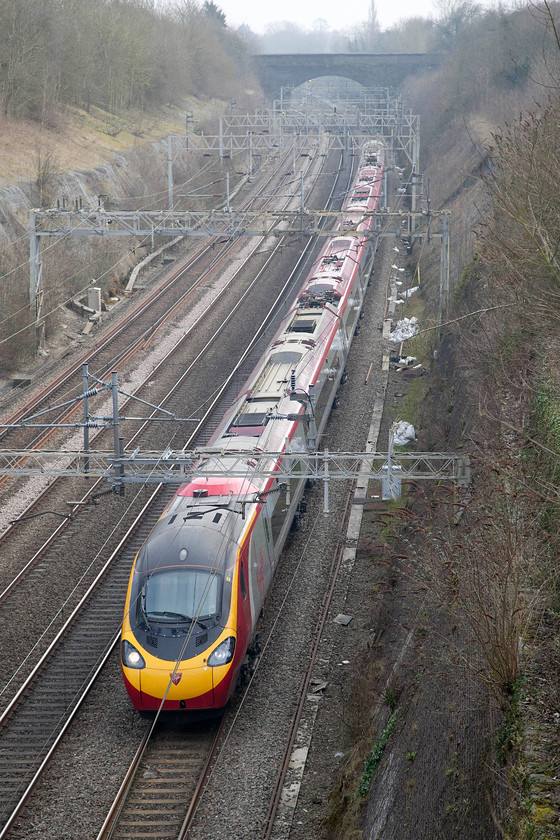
290;369;296;391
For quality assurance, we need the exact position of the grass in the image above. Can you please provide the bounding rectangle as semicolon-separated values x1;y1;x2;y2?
358;709;399;796
0;98;211;187
391;291;433;430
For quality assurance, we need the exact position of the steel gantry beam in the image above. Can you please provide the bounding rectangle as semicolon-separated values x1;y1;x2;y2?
30;207;448;240
29;203;449;328
29;205;449;302
0;447;471;483
0;447;470;514
0;368;467;507
158;128;413;156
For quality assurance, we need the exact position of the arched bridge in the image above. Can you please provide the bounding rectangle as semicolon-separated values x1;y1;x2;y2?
252;53;440;99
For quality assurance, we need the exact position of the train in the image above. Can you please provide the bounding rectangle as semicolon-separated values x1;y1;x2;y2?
120;139;385;714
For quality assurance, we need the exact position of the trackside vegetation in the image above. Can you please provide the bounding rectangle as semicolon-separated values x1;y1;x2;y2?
0;0;253;122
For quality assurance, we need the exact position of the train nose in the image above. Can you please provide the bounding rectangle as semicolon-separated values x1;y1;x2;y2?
139;663;215;710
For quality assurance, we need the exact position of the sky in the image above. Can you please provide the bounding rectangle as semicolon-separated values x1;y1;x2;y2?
214;0;439;33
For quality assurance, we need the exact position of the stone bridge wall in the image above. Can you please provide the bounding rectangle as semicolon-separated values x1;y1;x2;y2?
252;53;440;99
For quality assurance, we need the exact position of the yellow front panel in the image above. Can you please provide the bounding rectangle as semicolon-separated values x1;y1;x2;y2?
139;653;213;701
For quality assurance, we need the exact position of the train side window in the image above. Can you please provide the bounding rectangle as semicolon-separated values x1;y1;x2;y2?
240;563;247;600
270;492;286;546
263;511;272;544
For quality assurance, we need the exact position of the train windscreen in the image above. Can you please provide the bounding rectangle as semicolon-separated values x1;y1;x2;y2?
145;569;219;621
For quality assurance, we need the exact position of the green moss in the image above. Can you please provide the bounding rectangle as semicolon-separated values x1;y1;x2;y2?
384;688;397;710
498;321;538;360
454;253;480;302
534;383;560;455
495;675;524;765
397;374;431;429
528;381;560;559
531;803;556;824
358;709;399;797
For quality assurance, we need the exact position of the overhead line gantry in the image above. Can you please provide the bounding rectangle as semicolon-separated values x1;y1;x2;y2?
16;92;457;504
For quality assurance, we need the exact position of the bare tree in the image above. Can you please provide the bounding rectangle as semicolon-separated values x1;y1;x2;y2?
34;147;59;208
405;473;543;702
434;0;482;47
0;0;255;119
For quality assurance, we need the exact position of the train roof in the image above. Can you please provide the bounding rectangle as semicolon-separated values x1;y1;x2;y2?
178;140;385;493
135;511;240;575
177;475;259;498
205;230;368;458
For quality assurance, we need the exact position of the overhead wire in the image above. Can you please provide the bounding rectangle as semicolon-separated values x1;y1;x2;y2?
0;230;155;346
0;146;233;295
0;151;246;348
124;136;378;717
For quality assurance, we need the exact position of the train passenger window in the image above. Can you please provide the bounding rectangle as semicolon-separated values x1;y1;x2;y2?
270;490;286;546
263;511;272;544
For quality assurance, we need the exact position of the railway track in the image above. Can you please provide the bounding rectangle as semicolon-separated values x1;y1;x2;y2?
0;141;350;836
0;155;295;459
95;470;356;840
90;150;363;840
0;303;265;836
97;720;223;840
0;227;317;826
0;138;326;556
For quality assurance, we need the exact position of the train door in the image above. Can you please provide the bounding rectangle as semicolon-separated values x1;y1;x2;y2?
248;511;274;631
237;543;252;650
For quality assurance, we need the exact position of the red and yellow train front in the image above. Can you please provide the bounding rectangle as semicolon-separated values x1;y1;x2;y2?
120;495;249;713
122;624;239;711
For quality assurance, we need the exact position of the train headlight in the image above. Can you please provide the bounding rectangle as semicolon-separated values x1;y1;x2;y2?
207;636;236;667
122;640;146;669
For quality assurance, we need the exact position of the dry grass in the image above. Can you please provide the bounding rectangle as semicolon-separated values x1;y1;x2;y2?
0;99;222;187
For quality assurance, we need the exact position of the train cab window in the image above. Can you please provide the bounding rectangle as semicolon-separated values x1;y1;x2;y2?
145;569;219;621
240;564;247;600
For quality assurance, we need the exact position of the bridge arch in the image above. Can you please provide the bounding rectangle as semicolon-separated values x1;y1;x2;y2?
252;53;439;100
